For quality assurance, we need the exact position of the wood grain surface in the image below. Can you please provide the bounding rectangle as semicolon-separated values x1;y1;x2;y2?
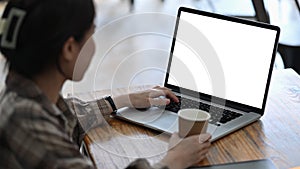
74;69;300;169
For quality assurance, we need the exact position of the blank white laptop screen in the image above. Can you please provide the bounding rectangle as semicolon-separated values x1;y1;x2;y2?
167;11;278;109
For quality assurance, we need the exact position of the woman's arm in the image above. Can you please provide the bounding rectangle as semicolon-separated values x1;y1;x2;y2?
112;86;179;110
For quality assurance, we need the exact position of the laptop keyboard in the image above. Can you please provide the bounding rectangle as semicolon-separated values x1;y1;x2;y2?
165;96;243;126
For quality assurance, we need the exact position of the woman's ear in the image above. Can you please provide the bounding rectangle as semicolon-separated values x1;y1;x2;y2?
61;37;80;62
57;37;81;79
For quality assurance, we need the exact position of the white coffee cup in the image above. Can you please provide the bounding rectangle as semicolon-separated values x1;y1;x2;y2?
178;109;211;138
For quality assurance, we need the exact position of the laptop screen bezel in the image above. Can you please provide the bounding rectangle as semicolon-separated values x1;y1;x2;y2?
164;7;280;115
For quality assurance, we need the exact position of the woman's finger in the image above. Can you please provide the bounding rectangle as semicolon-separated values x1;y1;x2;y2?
149;98;171;106
198;133;212;143
148;89;166;98
150;87;179;103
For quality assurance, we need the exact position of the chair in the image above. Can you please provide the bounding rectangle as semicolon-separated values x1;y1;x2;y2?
251;0;270;23
295;0;300;14
270;0;300;74
129;0;164;11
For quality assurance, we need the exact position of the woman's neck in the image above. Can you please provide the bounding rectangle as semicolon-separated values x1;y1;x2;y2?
32;69;66;104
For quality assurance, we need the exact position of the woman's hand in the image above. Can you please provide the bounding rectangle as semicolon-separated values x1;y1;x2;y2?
113;87;211;169
113;86;179;109
160;133;211;169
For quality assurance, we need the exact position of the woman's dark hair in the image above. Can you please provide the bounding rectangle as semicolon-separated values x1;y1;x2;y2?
0;0;95;78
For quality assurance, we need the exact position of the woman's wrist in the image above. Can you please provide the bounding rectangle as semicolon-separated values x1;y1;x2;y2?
160;152;185;169
153;161;169;169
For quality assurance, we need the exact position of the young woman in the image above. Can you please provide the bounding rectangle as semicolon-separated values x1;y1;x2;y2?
0;0;211;169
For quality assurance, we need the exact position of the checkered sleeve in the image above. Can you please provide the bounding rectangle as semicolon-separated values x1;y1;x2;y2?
5;103;95;169
65;97;112;131
125;159;169;169
63;97;104;145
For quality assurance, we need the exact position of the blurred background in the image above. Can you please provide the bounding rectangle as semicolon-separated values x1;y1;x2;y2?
0;0;299;95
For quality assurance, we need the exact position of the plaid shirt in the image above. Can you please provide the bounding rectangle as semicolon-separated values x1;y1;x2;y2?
0;72;168;169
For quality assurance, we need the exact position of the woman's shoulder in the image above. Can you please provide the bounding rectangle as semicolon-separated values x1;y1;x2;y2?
0;89;58;129
1;89;43;114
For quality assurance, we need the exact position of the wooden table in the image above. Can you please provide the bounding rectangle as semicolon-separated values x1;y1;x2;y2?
73;69;300;169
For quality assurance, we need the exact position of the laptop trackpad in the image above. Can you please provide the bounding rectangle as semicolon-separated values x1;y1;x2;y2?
116;107;217;134
116;107;178;133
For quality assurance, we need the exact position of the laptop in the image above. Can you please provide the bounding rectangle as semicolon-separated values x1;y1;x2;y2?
115;7;280;141
188;159;277;169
